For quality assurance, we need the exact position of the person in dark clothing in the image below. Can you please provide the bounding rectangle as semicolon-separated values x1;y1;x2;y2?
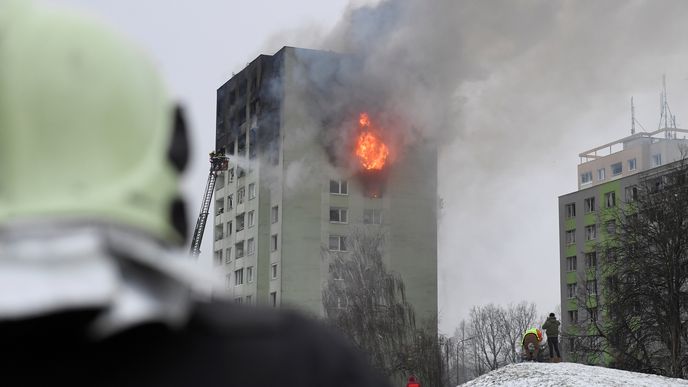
542;312;562;361
0;2;389;386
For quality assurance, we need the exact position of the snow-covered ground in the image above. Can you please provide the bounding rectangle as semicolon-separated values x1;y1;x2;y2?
461;362;688;387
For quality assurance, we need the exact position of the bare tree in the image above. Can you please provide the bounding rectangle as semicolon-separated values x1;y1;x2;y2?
503;302;538;364
575;158;688;377
470;304;508;371
322;227;442;385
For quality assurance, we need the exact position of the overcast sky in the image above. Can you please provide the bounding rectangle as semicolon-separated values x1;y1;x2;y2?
48;0;688;335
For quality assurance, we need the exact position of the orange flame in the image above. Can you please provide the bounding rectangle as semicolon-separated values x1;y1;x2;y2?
355;113;389;170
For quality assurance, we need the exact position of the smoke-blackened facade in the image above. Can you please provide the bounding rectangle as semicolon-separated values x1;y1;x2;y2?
213;46;437;329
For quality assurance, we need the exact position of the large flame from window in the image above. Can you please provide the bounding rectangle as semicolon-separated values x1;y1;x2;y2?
355;113;389;170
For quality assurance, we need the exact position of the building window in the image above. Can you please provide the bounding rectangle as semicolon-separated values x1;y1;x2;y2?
214;250;223;266
247;238;255;255
234;268;244;285
585;225;597;241
236;213;245;231
625;186;638;202
329;235;347;251
567;283;577;299
585;252;597;268
605;220;616;235
270;291;277;307
271;205;279;223
566;230;576;245
271;234;278;251
597;168;606;181
226;221;232;237
238;187;245;204
568;337;576;351
247;266;254;283
566;256;577;271
584;197;595;213
329;179;348;195
590;308;598;322
363;209;383;225
271;263;278;279
605;191;616;208
225;274;231;290
234;297;243;304
248;210;255;228
628;158;637;171
581;171;592;185
227;194;233;209
228;168;235;182
235;241;245;258
568;309;579;324
611;162;622;176
329;208;348;223
248;183;256;199
565;203;576;219
246;295;252;305
225;247;232;264
652;153;662;167
586;279;598;295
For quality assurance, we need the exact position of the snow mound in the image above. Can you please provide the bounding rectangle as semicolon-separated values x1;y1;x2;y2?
461;362;688;387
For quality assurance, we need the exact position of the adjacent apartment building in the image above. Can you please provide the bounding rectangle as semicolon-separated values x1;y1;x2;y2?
558;127;688;359
210;47;438;326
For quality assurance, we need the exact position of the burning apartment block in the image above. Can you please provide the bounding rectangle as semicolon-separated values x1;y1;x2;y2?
212;46;437;326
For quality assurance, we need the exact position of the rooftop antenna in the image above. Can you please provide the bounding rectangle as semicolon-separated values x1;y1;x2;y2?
631;96;636;135
658;74;678;136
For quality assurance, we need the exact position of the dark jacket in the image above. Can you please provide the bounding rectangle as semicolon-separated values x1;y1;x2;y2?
542;316;560;337
0;302;391;387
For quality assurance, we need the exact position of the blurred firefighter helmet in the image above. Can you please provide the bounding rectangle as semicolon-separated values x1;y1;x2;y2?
0;0;188;244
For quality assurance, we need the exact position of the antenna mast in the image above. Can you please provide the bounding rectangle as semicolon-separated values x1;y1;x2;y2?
631;96;636;135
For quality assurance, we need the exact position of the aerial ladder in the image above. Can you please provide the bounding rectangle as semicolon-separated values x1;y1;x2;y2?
190;150;229;258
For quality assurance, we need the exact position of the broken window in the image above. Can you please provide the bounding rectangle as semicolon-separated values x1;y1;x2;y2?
236;213;245;231
235;241;245;259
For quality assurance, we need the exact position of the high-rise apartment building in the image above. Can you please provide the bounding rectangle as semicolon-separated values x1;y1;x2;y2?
558;127;688;360
211;47;437;326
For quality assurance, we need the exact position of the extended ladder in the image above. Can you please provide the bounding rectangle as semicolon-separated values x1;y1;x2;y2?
190;151;229;258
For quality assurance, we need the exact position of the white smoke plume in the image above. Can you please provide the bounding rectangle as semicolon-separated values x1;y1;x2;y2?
269;0;688;332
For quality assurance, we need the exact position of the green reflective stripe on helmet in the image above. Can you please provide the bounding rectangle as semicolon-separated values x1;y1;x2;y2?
0;3;183;243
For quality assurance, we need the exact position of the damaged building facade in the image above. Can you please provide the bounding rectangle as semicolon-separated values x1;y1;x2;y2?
211;46;438;327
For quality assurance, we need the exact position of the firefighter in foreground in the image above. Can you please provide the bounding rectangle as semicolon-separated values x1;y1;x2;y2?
0;2;389;386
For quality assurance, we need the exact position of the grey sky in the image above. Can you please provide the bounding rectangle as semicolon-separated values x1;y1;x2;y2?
48;0;688;335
